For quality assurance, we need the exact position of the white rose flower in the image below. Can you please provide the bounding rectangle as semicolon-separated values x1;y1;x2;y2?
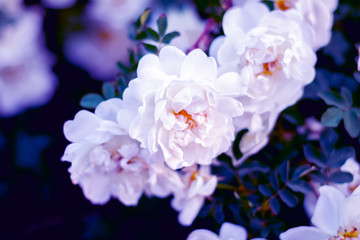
280;185;360;240
304;158;360;218
274;0;338;50
210;2;316;115
62;99;181;205
171;165;217;226
120;46;244;170
187;221;267;240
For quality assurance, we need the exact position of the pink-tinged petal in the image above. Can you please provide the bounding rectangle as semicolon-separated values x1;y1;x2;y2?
180;49;217;83
280;226;330;240
79;173;112;205
198;176;217;196
222;4;269;36
137;54;162;75
95;98;124;122
214;72;245;96
217;30;244;66
112;173;145;206
159;46;186;76
178;196;204;226
187;229;220;240
64;110;110;143
340;194;360;227
209;36;225;61
219;222;247;240
311;186;345;235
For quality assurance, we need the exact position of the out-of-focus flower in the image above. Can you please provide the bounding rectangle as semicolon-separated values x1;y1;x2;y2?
86;0;151;29
187;221;267;240
281;185;360;240
0;5;57;117
273;0;338;50
62;99;181;205
171;165;217;226
120;46;244;170
148;6;206;52
297;117;325;140
304;158;360;217
64;21;133;81
40;0;77;9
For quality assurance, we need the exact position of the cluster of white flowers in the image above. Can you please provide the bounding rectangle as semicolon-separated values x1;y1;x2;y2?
62;0;338;227
0;1;57;117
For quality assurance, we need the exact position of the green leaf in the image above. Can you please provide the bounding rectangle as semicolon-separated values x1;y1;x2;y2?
269;172;279;191
156;14;167;37
328;147;355;167
321;107;343;127
269;198;280;215
117;62;130;72
162;31;180;44
135;31;147;40
340;87;353;107
329;171;353;184
279;189;299;208
320;129;338;155
139;8;151;27
143;43;158;54
214;203;225;224
80;94;104;109
318;90;346;108
279;160;289;183
291;165;313;180
303;144;326;168
288;179;312;194
259;184;272;197
102;83;115;99
353;107;360;118
310;172;327;184
343;109;360;138
146;27;159;42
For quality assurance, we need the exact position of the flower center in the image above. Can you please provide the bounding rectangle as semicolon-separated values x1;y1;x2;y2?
173;109;198;129
190;171;198;181
275;0;292;11
258;60;281;77
330;226;360;240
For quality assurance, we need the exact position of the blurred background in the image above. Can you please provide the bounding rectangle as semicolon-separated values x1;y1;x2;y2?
0;0;359;239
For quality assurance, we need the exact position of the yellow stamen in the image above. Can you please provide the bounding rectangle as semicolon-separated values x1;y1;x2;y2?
173;109;198;129
275;0;291;11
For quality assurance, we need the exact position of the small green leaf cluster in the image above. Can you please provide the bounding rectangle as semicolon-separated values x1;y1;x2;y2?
304;129;355;184
132;9;180;54
319;87;360;138
80;82;118;109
